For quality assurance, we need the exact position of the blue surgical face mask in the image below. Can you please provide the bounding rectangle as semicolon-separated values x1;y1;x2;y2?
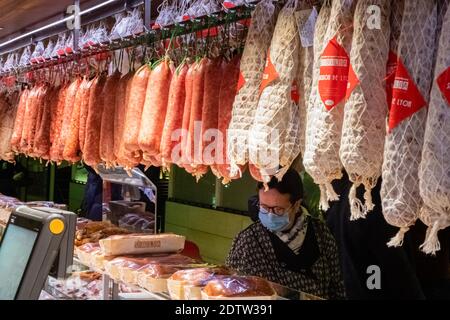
258;207;290;232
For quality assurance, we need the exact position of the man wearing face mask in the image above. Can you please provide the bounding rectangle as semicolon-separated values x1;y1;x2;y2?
226;169;345;300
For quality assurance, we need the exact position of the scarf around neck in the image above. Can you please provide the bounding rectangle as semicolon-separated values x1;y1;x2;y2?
275;206;309;254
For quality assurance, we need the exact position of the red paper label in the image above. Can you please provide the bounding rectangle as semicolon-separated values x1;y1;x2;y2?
223;1;236;9
388;57;427;132
385;51;398;108
291;80;300;104
318;37;353;110
259;49;279;94
237;71;246;92
345;64;359;100
182;15;190;21
437;66;450;106
196;27;219;38
238;18;251;27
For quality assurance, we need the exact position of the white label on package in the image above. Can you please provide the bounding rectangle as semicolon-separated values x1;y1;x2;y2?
295;7;318;48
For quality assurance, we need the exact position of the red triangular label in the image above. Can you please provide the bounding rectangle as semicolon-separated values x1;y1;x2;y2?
259;48;279;94
237;71;246;92
345;64;359;100
388;57;427;132
437;66;450;106
291;80;300;104
318;36;352;110
385;51;398;109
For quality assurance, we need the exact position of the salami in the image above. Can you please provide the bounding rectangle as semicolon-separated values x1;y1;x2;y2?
100;71;121;168
340;0;391;219
303;0;354;210
123;65;150;161
160;63;188;168
139;59;173;160
216;56;242;184
10;88;29;153
418;3;450;254
49;84;68;163
381;0;437;247
200;58;222;167
84;74;107;167
61;78;86;162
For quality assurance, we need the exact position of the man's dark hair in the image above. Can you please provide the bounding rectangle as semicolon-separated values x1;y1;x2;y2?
257;169;303;204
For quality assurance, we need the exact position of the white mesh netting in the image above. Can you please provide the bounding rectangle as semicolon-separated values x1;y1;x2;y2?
340;0;391;220
248;0;300;183
303;0;354;211
381;0;437;247
227;0;278;177
418;5;450;255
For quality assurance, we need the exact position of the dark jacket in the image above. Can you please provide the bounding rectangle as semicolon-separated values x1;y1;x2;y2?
325;171;425;299
226;215;346;300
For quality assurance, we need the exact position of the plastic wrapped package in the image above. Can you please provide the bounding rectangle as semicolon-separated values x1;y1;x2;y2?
75;242;101;267
118;213;155;232
52;34;66;57
91;22;110;46
110;13;128;40
99;233;185;256
202;276;277;300
19;47;31;67
167;267;234;300
126;8;144;36
30;41;45;63
43;40;55;60
105;254;196;285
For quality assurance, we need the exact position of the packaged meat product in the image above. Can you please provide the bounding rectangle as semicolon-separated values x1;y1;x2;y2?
106;254;195;285
216;56;241;183
227;0;278;177
122;65;150;165
79;77;96;155
63;78;88;162
75;221;131;246
57;78;82;161
160;63;188;168
339;0;391;219
75;242;101;267
185;58;207;178
202;276;277;300
84;73;107;167
113;72;134;167
34;86;58;159
167;267;234;300
418;5;450;254
49;84;68;163
200;58;222;166
0;93;17;162
100;71;121;167
381;0;437;247
99;233;185;256
10;89;29;153
139;59;173;160
303;0;354;210
248;1;301;183
180;63;194;168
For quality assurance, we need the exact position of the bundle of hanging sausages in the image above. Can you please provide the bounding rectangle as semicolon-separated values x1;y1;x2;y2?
5;55;242;183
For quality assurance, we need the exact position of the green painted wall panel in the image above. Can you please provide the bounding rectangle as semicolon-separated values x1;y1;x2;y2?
165;201;252;263
69;182;85;212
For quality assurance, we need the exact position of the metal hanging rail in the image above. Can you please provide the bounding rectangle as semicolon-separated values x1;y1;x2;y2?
0;0;146;56
0;3;255;78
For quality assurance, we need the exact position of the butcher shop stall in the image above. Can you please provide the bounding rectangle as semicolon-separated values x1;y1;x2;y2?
0;0;449;301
